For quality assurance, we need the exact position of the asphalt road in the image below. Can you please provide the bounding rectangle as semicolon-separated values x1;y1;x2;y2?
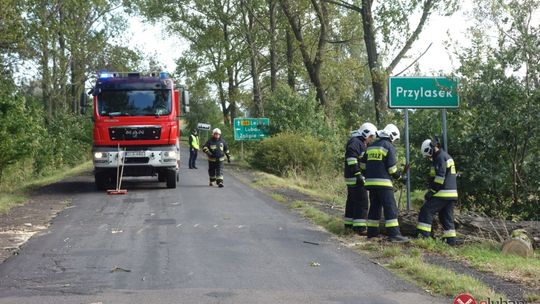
0;145;443;304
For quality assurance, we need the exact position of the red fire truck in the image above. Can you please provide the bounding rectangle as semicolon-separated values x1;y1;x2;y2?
81;71;189;190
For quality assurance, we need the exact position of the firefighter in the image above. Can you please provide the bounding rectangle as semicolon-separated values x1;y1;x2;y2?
362;124;409;242
188;128;199;169
202;128;230;188
343;123;378;235
417;138;458;246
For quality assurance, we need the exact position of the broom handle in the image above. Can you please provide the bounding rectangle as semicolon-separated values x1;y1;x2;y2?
118;148;126;190
116;144;121;190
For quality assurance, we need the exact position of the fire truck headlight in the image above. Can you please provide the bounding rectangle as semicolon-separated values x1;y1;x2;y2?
94;152;107;159
165;151;177;158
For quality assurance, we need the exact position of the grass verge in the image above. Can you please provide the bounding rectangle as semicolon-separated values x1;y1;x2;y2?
389;255;503;300
289;200;347;235
0;161;92;214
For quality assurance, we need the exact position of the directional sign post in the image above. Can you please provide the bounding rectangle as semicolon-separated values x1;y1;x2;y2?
234;118;270;160
197;123;211;131
233;118;269;141
388;76;460;211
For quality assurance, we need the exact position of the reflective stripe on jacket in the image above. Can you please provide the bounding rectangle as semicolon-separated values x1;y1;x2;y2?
362;138;398;189
429;150;458;200
343;136;367;186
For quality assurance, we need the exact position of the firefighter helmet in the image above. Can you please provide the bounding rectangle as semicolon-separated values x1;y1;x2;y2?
212;128;221;135
421;139;434;157
377;124;400;142
358;122;377;139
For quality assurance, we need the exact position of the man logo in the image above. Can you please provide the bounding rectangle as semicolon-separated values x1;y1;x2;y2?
454;294;476;304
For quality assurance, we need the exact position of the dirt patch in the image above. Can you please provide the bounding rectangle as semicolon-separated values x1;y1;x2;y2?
0;173;92;263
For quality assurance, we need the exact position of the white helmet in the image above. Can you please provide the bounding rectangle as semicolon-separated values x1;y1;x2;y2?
358;122;377;139
377;124;400;142
350;129;361;137
421;139;433;157
212;128;221;135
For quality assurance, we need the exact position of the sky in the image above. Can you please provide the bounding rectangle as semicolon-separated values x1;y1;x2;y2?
126;3;474;77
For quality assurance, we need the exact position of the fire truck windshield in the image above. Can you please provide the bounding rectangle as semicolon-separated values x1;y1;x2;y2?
98;90;171;117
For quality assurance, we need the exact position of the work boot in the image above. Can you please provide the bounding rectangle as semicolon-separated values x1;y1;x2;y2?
193;166;198;169
388;235;410;243
353;227;367;236
218;183;224;188
209;181;214;186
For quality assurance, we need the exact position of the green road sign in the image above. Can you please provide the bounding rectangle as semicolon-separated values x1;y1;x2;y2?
234;118;270;141
389;77;459;108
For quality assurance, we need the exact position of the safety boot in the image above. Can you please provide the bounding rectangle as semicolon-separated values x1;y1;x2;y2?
388;235;410;243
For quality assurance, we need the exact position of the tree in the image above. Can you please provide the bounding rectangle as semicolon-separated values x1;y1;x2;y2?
0;78;42;182
279;0;329;106
323;0;458;124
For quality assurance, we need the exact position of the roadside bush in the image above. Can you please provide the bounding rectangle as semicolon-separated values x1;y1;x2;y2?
249;132;331;176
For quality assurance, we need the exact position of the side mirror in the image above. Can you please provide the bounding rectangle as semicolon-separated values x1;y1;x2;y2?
80;92;88;115
182;90;190;114
92;87;101;96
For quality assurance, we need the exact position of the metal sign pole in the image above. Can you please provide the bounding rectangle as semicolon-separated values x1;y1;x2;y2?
442;109;448;151
404;109;411;211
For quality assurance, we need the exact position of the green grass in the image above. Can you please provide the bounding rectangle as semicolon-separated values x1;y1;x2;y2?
525;292;540;303
456;242;540;288
0;161;92;214
0;194;27;214
289;200;347;235
252;172;345;207
411;238;540;288
389;255;503;299
382;246;403;258
270;193;287;203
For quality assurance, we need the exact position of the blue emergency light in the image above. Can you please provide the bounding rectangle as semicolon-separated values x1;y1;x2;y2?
159;72;168;79
99;70;112;79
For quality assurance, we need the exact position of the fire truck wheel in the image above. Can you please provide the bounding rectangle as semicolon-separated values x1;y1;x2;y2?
158;173;166;182
166;169;177;189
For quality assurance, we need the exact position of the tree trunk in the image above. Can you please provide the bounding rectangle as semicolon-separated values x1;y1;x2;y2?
217;82;229;125
360;0;383;125
242;0;263;117
268;0;277;92
396;210;540;248
286;29;295;90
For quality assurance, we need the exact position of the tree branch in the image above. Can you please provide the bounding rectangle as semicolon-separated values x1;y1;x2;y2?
321;0;361;13
386;0;434;74
393;42;433;76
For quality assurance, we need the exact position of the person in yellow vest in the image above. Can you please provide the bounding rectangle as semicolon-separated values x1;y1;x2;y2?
188;128;199;169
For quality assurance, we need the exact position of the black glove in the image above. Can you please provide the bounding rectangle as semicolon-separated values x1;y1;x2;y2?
424;191;434;201
355;174;365;186
227;155;231;163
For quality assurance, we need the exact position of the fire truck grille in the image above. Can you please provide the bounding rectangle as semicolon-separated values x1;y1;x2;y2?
109;126;161;140
124;157;150;164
